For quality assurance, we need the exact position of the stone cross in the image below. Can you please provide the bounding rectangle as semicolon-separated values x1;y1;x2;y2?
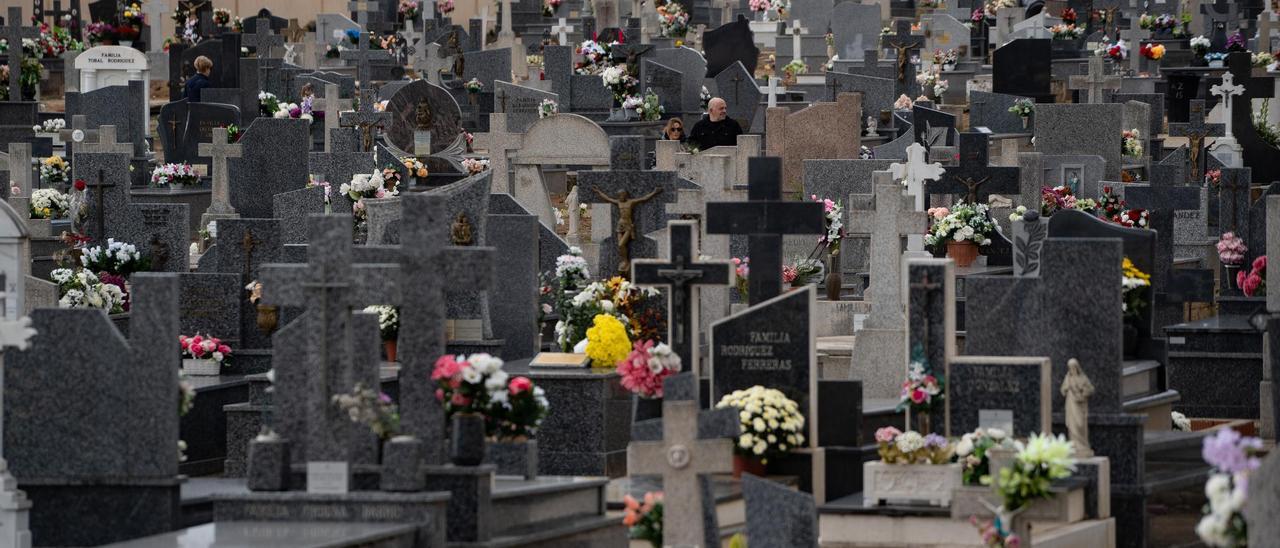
1202;0;1238;50
400;14;422;57
995;7;1020;43
551;17;573;45
0;8;39;102
890;142;946;212
58;115;100;159
1118;26;1150;74
312;83;353;153
762;77;784;108
790;20;809;63
340;29;389;88
1168;100;1224;184
244;17;285;61
473;113;522;194
1068;56;1121;104
712;0;734;26
497;0;516;46
1217;167;1251;234
632;220;733;373
197;128;243;229
414;42;453;86
705;157;826;305
627;399;734;548
1211;71;1245;140
907;259;949;370
881;19;924;83
1257;11;1277;52
1223;53;1275;168
85;168;113;239
143;0;169;53
478;6;495;50
340;83;393;152
850;171;929;327
5;143;31;199
76;125;131;154
925;132;1019;207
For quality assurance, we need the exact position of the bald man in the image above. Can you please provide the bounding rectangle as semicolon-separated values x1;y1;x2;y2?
688;97;743;150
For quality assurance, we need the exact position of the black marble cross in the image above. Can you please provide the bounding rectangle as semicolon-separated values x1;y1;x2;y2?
1168;100;1224;184
1227;52;1276;185
924;132;1019;206
87;168;111;240
880;19;923;83
705;157;826;305
632;221;733;372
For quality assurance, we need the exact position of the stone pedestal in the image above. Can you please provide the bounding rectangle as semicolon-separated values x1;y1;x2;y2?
247;436;291;491
381;438;426;492
505;363;632;477
422;464;496;543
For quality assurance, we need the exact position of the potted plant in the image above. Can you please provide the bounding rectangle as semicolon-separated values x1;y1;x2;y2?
617;339;681;422
1238;255;1267;297
461;157;489;176
433;353;502;466
782;59;808;85
624;492;663;548
39;156;69;188
864;426;958;507
1122;257;1151;357
1195;429;1262;547
1122;128;1143;159
1007;98;1034;129
1226;31;1247;53
50;267;126;313
246;280;278;334
716;386;806;478
1190;36;1210;64
28;188;69;237
935;48;959;71
81;238;149;278
364;305;399;362
1217;232;1247;289
151;162;198;190
1206;52;1227;68
897;346;943;433
484;372;548;478
972;433;1078;547
32;118;66;145
538;98;558;119
783;258;823;288
1139;42;1166;64
731;256;750;303
180;333;232;376
924;202;997;268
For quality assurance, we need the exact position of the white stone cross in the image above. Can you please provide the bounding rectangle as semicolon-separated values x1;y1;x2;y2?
1118;26;1150;74
144;0;170;53
479;6;496;50
77;125;131;155
401;15;422;57
627;399;733;548
1211;72;1246;139
762;76;784;108
552;17;574;45
1068;56;1121;104
850;171;931;326
414;42;454;87
5;144;31;199
790;20;809;63
312;83;354;153
197;127;243;227
890;142;945;253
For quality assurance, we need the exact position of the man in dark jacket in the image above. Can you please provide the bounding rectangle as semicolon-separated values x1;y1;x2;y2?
688;97;743;150
183;55;213;102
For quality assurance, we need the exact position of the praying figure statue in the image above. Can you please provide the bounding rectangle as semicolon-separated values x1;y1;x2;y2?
1061;358;1095;458
592;187;663;278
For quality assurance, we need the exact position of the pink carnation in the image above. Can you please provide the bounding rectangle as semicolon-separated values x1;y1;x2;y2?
508;376;533;394
432;355;462;380
875;426;901;443
616;340;673;398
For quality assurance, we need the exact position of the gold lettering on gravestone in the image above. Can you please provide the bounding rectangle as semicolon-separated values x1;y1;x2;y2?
719;331;793;371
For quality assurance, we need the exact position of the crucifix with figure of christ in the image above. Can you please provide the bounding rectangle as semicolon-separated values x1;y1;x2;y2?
632;221;732;375
881;19;923;84
1168;100;1223;184
924;132;1019;208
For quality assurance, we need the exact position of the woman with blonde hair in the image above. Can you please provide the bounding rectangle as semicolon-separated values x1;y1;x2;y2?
662;117;686;142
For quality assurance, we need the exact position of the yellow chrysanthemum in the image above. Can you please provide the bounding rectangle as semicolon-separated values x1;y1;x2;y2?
585;314;630;368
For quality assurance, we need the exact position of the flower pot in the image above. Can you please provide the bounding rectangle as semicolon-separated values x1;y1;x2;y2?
862;461;963;507
485;439;538;479
1020;116;1029;129
383;340;398;362
120;40;133;47
633;396;663;422
757;10;767;21
943;63;956;72
1225;264;1242;290
450;413;486;466
169;182;184;191
1209;60;1224;68
946;240;980;268
256;304;279;334
182;357;222;376
825;270;842;301
733;454;767;478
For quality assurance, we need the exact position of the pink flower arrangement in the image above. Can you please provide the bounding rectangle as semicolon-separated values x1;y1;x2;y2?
616;340;682;398
432;353;550;438
1238;255;1267;297
179;333;232;364
874;426;901;444
1216;232;1247;266
748;0;771;12
927;206;950;220
782;264;798;284
1206;169;1222;186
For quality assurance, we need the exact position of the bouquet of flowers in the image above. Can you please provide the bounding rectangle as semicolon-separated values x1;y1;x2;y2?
782;258;823;287
1238;255;1267;297
1195;429;1263;547
602;65;638;103
81;238;148;276
1138;13;1178;32
258;91;281;117
438;0;455;14
748;0;771;12
699;86;712;112
1190;35;1210;55
1060;7;1077;24
1122;257;1150;320
432;353;548;438
1172;411;1192;431
1007;99;1034;119
1253;52;1276;69
657;1;689;39
783;59;808;78
894;94;915;110
874;427;951;464
179;333;232;365
717;386;806;463
463;78;484;94
1205;52;1228;65
398;0;421;19
1097;186;1125;218
29;188;69;219
924;202;997;248
1096;38;1128;61
984;433;1077;511
585;313;632;367
33;118;65;134
1049;23;1081;40
39;156;68;186
461;157;489;175
811;194;845;255
51;267;125;312
633;89;664;121
151;162;199;187
555;276;660;352
915;69;947;101
1139;42;1166;61
933;48;959;65
897;347;943;415
575;40;612;75
624;492;663;547
1111;208;1148;229
402;157;428;179
1039;185;1097;216
617;340;681;398
213;8;232;26
1122;128;1142;158
341;169;399;220
953;427;1015;485
981;0;1016;18
272;97;315;121
731;256;749;301
362;305;398;341
538;98;559;118
333;382;400;440
85;22;115;45
1216;232;1247;266
1226;31;1247;52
